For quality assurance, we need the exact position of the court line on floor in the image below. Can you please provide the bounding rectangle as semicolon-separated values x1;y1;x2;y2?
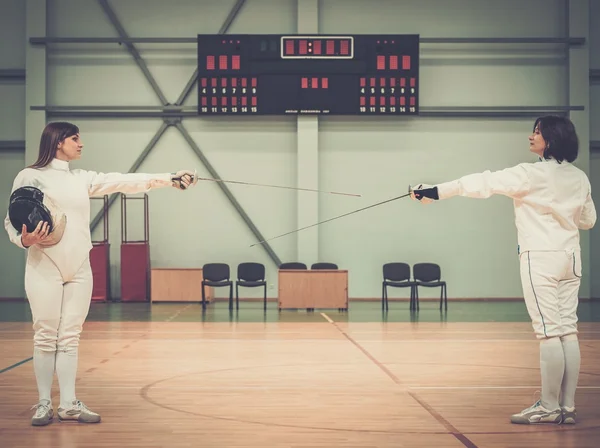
3;327;600;333
0;357;33;375
408;385;600;390
3;328;600;334
320;313;478;448
5;384;600;390
165;304;195;322
2;337;600;345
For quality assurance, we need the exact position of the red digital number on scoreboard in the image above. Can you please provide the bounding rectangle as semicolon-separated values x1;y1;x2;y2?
280;36;354;59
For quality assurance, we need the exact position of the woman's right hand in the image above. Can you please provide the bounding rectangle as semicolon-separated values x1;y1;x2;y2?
21;221;49;248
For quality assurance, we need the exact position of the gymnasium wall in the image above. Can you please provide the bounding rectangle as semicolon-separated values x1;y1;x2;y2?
589;0;600;298
0;0;26;298
0;0;597;301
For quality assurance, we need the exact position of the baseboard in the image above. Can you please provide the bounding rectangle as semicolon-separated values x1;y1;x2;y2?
354;297;598;302
353;297;524;302
202;297;600;302
3;297;599;302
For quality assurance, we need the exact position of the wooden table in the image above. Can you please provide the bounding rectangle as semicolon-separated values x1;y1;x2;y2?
150;268;214;303
278;269;348;310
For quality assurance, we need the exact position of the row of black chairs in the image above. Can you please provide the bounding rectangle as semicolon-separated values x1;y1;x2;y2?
280;262;338;270
201;261;447;312
201;261;340;310
201;262;266;310
382;262;447;311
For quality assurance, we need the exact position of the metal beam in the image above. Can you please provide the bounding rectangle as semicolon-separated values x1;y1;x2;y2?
0;69;25;80
30;105;197;111
32;105;585;112
31;105;585;119
417;105;584;117
218;0;246;35
175;0;246;106
174;122;282;267
97;0;169;105
37;111;576;119
29;37;587;45
35;111;197;118
30;37;197;44
419;37;585;44
418;112;573;118
419;106;585;111
0;140;25;151
89;121;171;232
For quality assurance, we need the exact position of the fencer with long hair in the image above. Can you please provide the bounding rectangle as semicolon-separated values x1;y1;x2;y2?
411;115;596;425
4;122;197;426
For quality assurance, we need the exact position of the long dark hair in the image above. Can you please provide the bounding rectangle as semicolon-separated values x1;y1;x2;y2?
29;122;80;169
533;115;579;163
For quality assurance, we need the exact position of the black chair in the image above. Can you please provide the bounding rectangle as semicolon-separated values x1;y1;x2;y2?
236;262;267;310
202;263;233;309
311;262;338;270
382;262;417;311
279;262;307;269
413;262;447;311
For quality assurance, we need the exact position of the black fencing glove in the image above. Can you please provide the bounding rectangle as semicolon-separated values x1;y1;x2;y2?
410;184;439;204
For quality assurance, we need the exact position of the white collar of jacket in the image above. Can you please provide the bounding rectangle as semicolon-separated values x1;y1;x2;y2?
48;158;70;171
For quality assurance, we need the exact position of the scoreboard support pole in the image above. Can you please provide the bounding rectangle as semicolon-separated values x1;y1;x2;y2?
296;0;319;266
297;117;319;265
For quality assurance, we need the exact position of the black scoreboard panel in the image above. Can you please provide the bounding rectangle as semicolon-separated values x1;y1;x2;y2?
196;34;419;116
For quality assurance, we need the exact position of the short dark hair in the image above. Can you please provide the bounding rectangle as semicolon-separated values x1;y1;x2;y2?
29;121;80;169
533;115;579;163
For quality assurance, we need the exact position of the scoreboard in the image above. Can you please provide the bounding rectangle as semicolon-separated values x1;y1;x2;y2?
196;34;419;116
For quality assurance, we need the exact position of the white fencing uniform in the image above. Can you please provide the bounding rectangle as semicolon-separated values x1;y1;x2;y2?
436;157;596;339
4;158;175;409
417;155;595;416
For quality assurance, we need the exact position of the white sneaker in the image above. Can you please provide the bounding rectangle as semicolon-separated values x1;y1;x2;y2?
58;400;101;423
510;400;562;424
31;399;54;426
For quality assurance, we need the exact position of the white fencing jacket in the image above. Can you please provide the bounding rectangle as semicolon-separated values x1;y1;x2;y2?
436;158;597;253
4;158;173;279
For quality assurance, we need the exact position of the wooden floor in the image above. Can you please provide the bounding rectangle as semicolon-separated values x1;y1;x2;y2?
1;317;600;447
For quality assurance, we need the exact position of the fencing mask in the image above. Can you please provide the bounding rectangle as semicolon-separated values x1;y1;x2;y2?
8;186;66;247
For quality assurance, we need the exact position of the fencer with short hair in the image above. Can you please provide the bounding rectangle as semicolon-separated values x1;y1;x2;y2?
411;115;596;425
4;121;197;426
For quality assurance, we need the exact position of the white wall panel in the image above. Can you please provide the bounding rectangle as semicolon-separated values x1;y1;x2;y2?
319;0;565;37
0;0;27;298
0;151;26;298
590;0;600;70
71;116;298;299
0;85;26;140
317;0;575;298
0;0;26;67
319;117;530;298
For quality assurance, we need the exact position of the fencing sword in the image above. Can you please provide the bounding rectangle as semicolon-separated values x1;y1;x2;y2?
250;186;414;247
173;170;361;197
